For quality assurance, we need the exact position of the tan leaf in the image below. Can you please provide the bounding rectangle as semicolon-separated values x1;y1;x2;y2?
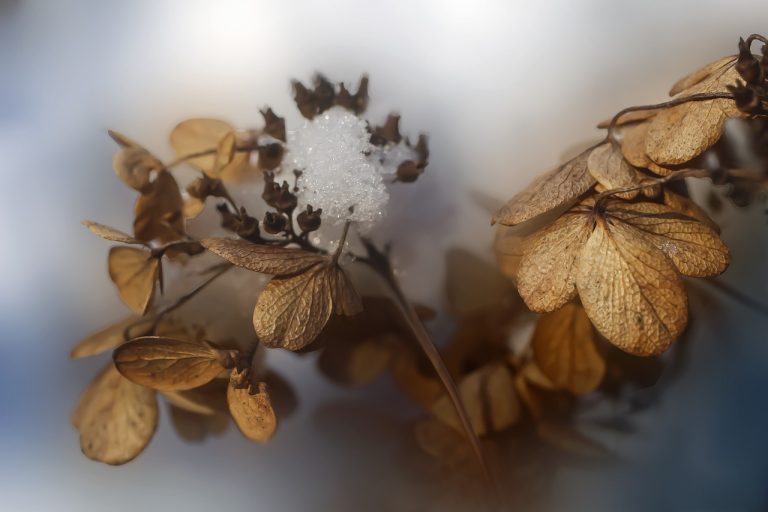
431;363;520;437
113;337;230;391
107;129;139;148
202;238;327;276
73;363;158;465
82;220;142;245
517;207;593;312
587;142;641;198
576;217;688;355
70;315;152;359
133;170;185;244
531;302;605;395
227;369;277;443
668;55;737;96
108;247;160;315
607;201;729;277
445;248;513;317
646;57;742;165
492;149;596;226
253;263;361;351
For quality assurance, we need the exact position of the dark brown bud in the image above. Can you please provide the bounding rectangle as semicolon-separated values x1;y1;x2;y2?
727;82;761;114
187;175;227;200
258;142;284;171
236;207;260;241
292;80;318;119
297;205;322;233
371;114;402;146
737;38;763;85
275;181;298;212
217;203;239;231
260;107;286;142
263;211;287;234
335;75;369;114
313;73;336;113
262;172;280;206
396;160;421;183
414;134;429;166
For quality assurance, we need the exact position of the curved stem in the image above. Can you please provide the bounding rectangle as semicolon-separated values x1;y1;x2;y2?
607;92;734;141
594;168;709;207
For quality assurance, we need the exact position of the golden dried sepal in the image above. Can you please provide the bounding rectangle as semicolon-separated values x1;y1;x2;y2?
253;263;362;351
586;142;641;199
227;369;277;443
576;218;687;355
492;149;595;226
70;315;152;359
82;220;143;245
517;209;593;312
531;302;606;395
431;363;520;437
72;363;158;465
113;337;230;391
646;57;742;165
618;120;653;168
133;170;185;244
663;190;720;233
108;246;160;315
607;201;730;277
202;238;327;276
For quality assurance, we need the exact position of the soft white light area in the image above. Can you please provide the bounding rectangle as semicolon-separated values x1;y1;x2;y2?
288;107;388;224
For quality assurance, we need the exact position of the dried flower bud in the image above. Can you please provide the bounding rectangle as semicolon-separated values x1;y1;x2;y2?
262;172;280;206
292;80;318;119
187;175;227;200
297;205;322;233
727;81;761;114
414;134;429;166
396;160;421;183
217;203;240;232
263;211;287;234
313;74;336;113
257;142;284;171
371;114;402;146
236;208;260;241
737;38;763;84
335;75;369;114
260;107;286;142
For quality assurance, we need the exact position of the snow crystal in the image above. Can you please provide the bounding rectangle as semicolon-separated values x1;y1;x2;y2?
287;107;388;225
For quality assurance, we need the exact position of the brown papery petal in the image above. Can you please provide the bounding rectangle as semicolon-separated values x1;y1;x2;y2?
113;146;160;191
646;58;743;165
431;363;520;437
668;55;737;96
253;264;334;350
587;142;641;199
211;131;237;178
619;121;653;168
108;246;160;315
227;369;277;443
73;363;158;465
113;337;229;391
202;238;327;276
531;302;606;395
492;149;596;226
133;170;185;244
576;219;688;356
170;118;236;171
517;210;593;312
607;201;730;277
82;220;143;245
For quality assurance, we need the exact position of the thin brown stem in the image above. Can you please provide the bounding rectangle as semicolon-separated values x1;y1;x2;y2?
165;144;254;169
357;238;497;492
607;92;734;141
594;168;709;207
332;221;352;264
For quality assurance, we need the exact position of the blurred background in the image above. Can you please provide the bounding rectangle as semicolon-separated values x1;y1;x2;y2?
2;0;768;510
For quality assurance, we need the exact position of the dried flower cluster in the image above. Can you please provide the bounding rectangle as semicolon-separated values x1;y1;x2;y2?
70;35;768;506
